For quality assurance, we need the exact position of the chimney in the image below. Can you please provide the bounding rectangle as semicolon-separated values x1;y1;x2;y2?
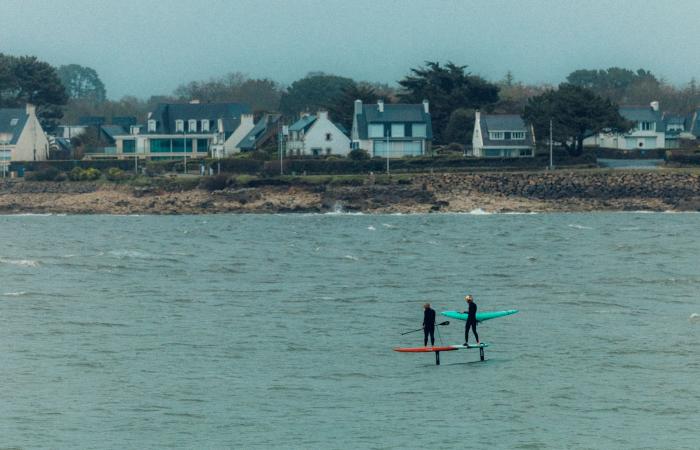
377;99;384;113
423;99;429;114
650;101;659;111
318;110;329;121
26;103;36;116
240;114;254;126
475;109;481;124
354;99;363;116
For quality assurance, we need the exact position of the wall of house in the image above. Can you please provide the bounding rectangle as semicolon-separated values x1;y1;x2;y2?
300;116;350;156
228;115;255;154
587;130;666;150
13;113;49;161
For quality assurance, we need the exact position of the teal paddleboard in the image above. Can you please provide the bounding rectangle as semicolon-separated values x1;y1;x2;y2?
441;309;518;322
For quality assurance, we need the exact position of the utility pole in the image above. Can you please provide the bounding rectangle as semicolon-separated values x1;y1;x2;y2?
385;125;390;175
549;119;554;170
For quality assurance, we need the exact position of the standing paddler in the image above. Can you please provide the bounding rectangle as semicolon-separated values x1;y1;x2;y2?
464;295;480;346
423;303;436;347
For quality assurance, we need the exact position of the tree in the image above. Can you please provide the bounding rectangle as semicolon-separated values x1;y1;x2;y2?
326;83;379;130
173;72;282;111
279;73;355;116
57;64;106;103
523;83;631;156
0;54;68;132
443;108;475;144
398;61;499;143
566;67;660;103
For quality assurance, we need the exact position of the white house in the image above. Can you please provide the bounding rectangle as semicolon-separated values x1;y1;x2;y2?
472;111;535;157
223;114;254;156
584;102;665;150
108;101;251;160
351;99;432;158
287;111;350;156
0;104;50;167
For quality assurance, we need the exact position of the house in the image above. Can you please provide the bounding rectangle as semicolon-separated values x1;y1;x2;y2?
351;99;432;158
584;102;665;150
472;111;535;157
108;101;251;160
662;113;691;149
0;104;50;167
235;114;282;152
287;111;350;156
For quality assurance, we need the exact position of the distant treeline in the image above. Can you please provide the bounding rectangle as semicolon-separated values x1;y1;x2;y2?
4;51;700;148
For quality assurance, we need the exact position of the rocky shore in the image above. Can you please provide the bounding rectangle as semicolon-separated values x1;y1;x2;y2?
1;170;700;214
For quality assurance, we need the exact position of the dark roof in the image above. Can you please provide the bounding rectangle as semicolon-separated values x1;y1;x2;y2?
147;102;251;134
0;108;29;145
112;116;137;128
238;114;281;151
354;103;432;140
101;125;127;142
289;115;317;133
480;114;535;147
79;116;106;126
619;106;663;129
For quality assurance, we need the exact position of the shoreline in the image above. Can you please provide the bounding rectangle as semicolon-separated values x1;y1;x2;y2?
1;171;700;215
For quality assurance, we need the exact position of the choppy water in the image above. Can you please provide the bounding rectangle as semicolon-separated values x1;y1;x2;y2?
0;212;699;449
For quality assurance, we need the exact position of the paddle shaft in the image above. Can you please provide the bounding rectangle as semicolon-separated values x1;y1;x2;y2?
400;321;449;335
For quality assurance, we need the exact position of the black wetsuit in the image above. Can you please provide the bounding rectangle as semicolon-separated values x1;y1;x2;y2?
423;307;436;346
465;301;479;344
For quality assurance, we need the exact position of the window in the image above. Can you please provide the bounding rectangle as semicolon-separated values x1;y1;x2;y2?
122;140;136;153
519;148;532;157
640;121;654;131
201;120;210;132
326;148;332;155
485;149;502;157
511;131;525;140
10;118;18;126
412;123;426;138
368;124;384;138
312;148;320;156
148;120;157;132
489;131;504;140
188;119;197;132
325;133;332;141
391;123;405;138
175;120;184;132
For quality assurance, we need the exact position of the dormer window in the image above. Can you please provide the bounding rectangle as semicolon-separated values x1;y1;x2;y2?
175;120;184;132
188;119;197;132
640;121;654;131
148;119;157;132
201;120;210;132
10;118;18;126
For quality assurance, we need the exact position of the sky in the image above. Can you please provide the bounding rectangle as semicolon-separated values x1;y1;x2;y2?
1;0;697;99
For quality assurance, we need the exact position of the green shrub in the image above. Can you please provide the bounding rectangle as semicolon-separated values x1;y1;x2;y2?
26;167;62;181
67;167;101;181
199;174;230;191
105;167;128;182
67;167;84;181
348;149;370;160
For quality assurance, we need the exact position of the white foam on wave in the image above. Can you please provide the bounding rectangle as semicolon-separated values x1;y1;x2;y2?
367;225;376;231
2;291;27;296
343;255;359;261
469;208;492;215
689;313;700;322
107;249;153;259
0;258;40;268
568;224;593;230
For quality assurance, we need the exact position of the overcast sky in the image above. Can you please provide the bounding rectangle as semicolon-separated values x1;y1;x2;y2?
1;0;696;99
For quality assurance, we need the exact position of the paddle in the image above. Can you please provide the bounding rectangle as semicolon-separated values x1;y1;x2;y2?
400;321;449;335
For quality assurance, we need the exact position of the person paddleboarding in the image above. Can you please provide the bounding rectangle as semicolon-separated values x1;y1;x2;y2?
464;295;479;346
423;303;436;347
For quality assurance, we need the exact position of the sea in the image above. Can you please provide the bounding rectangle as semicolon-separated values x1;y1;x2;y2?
0;212;698;449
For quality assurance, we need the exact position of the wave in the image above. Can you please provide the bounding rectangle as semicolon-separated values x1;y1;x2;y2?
0;258;40;268
689;313;700;323
567;224;593;230
2;291;27;296
367;225;376;231
343;255;359;261
469;208;492;215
